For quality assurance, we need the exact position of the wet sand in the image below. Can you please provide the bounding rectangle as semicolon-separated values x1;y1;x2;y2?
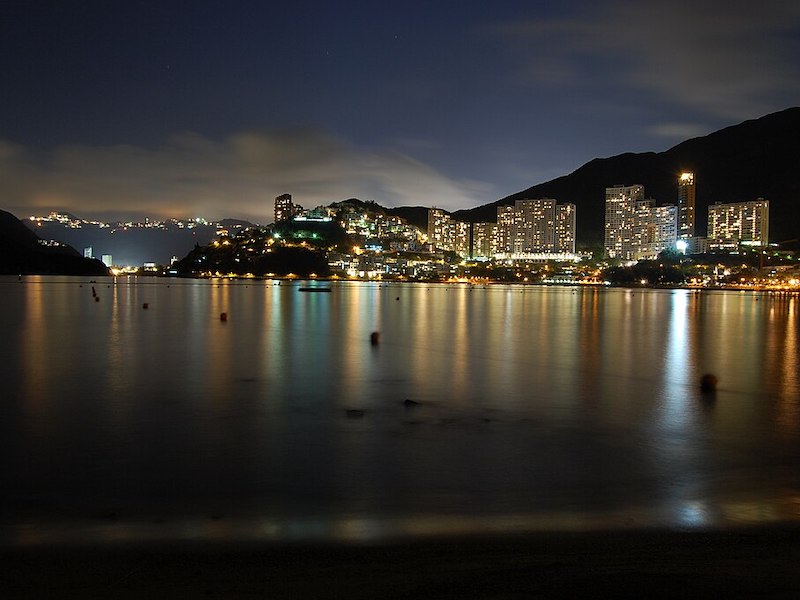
3;527;800;598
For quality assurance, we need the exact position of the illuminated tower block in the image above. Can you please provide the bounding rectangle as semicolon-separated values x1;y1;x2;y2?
677;172;696;239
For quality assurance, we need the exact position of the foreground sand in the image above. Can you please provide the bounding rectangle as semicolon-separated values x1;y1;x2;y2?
2;527;800;598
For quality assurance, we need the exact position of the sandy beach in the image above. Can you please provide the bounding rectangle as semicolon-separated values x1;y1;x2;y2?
3;526;800;598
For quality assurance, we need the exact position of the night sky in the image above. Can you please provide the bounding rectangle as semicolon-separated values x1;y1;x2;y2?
1;0;798;223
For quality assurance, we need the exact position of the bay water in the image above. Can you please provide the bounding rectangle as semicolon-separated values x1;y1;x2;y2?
1;276;798;545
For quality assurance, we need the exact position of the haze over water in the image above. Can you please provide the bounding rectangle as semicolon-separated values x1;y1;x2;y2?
1;277;798;545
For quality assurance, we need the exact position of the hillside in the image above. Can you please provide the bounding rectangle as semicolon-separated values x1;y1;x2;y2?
452;108;800;248
0;209;109;275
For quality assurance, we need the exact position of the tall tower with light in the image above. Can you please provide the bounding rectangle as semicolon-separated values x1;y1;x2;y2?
677;172;695;239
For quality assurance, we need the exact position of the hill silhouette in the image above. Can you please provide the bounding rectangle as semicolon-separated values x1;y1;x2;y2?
448;108;800;248
0;209;109;275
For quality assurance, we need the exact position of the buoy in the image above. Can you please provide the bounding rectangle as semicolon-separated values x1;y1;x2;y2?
95;296;100;302
370;331;380;345
700;373;718;393
142;303;149;309
396;297;400;301
220;312;228;322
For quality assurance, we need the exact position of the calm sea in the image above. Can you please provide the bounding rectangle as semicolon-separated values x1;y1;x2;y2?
1;276;798;545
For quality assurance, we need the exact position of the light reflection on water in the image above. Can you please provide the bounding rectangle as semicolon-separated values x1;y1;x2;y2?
1;276;799;545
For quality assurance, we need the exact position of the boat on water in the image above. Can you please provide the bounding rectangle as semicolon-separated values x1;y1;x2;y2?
298;287;332;293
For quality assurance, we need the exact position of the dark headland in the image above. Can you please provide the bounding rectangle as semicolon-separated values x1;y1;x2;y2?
0;209;109;276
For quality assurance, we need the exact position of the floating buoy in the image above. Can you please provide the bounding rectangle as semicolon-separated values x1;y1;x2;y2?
142;303;149;309
700;373;718;393
370;331;380;345
220;312;228;322
94;296;100;302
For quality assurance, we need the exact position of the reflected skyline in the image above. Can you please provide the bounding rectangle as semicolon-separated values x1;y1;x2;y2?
1;277;799;546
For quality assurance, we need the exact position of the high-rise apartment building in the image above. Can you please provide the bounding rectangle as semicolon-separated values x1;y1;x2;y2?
427;208;450;248
604;184;644;259
452;220;470;258
427;208;470;257
707;199;769;250
495;206;515;256
274;193;300;223
604;185;676;260
472;222;498;259
555;203;576;254
677;172;696;239
516;199;556;253
495;199;576;256
638;203;678;259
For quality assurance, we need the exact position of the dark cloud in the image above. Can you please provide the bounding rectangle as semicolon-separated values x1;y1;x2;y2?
2;2;798;220
492;1;800;121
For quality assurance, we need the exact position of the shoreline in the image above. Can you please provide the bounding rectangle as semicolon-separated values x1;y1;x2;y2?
3;526;800;598
5;273;800;293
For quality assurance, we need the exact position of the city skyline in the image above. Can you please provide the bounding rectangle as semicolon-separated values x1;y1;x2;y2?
2;1;799;222
21;175;776;270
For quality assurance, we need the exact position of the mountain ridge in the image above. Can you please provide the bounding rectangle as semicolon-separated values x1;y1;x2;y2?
449;107;800;247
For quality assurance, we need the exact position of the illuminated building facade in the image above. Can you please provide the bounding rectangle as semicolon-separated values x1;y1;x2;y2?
274;193;302;223
452;220;470;257
555;203;576;254
605;184;676;260
427;208;470;257
707;199;769;250
604;184;644;259
471;222;497;259
677;172;696;239
495;199;576;256
427;207;450;247
635;203;678;259
495;206;515;256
